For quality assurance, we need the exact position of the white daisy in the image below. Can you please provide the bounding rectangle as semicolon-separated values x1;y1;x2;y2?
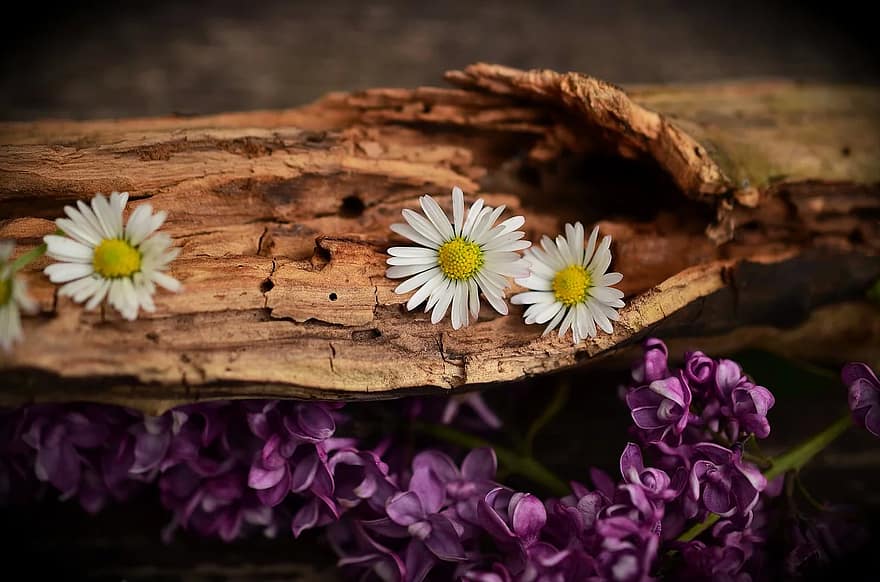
0;241;39;352
512;222;624;344
386;186;531;329
43;192;181;321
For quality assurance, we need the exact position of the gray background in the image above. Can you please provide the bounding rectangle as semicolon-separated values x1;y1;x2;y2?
1;0;876;121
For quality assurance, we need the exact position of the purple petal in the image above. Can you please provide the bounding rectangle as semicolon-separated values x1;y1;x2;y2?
409;466;445;515
703;482;735;516
387;491;425;526
510;493;546;542
290;450;320;492
413;450;459;483
424;514;467;561
842;362;880;388
619;443;644;483
462;447;497;482
405;540;436;582
255;470;291;507
292;498;320;538
248;461;287;490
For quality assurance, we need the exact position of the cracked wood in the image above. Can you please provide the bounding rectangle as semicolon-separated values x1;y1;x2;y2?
1;64;878;413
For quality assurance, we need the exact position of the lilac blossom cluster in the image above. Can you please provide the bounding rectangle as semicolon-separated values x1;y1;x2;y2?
1;343;876;581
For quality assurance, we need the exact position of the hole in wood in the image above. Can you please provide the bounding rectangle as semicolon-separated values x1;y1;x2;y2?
260;278;275;293
329;292;338;301
339;195;366;218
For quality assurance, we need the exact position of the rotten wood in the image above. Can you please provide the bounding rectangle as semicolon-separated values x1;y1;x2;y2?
0;63;878;414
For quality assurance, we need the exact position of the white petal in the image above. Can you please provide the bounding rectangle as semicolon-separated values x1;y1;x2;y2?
514;274;553;291
394;267;441;295
150;271;181;292
386;263;436;279
109;277;140;320
469;206;504;243
467;278;480;318
44;235;94;263
430;283;455;324
586;299;614;334
126;204;166;246
425;279;451;312
587;236;612;275
589;286;625;303
576;303;597;340
510;291;555;306
405;270;444;310
583;225;600;267
534;301;563;324
91;194;121;239
58;276;98;302
566;223;585;264
419;195;454;241
540;236;568;271
557;308;576;340
133;274;156;312
387;247;437;258
386;256;438;267
451;282;464;330
542;307;567;336
478;280;509;315
596;272;623;286
390;223;441;250
74;200;110;242
452;187;465;236
45;262;95;283
402;210;445;246
460;199;485;239
84;279;112;309
556;234;576;265
56;216;102;247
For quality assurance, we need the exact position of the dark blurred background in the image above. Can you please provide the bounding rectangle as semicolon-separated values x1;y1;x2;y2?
0;0;877;121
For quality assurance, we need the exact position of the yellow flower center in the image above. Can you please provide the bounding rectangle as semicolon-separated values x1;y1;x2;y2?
93;239;141;278
437;237;484;281
0;277;11;306
552;264;591;306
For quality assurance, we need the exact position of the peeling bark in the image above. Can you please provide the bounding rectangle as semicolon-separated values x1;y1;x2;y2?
1;64;878;413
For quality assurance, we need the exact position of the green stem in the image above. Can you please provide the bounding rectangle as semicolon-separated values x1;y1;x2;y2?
10;243;47;272
677;413;852;542
764;413;851;480
414;421;569;496
524;383;569;457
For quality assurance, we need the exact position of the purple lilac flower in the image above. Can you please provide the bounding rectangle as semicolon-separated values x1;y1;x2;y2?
412;448;498;531
631;337;671;384
688;443;766;518
478;487;547;575
20;404;141;512
371;464;467;581
714;359;775;439
593;513;659;582
245;401;350;536
842;362;880;437
328;520;406;582
619;442;685;507
626;372;693;444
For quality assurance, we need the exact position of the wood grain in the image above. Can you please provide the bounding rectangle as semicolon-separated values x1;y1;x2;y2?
1;64;878;413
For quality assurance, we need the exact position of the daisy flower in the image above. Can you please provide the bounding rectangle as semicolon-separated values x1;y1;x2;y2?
43;192;181;321
0;241;39;351
386;186;530;330
512;222;624;344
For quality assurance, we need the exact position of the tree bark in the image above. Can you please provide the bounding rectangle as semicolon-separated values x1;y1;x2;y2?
1;64;878;414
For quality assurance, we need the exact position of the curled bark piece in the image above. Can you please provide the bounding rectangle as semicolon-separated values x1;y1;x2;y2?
0;64;878;413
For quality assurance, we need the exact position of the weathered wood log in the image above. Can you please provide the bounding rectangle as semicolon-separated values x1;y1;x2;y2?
1;64;878;413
